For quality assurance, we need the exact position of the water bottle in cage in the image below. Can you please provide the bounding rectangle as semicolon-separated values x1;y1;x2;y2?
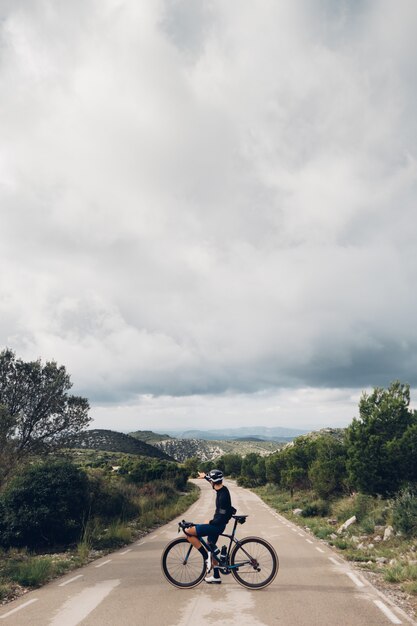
220;545;227;563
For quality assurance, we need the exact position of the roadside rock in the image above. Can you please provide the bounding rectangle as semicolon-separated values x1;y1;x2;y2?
383;525;394;541
293;508;303;516
337;515;357;534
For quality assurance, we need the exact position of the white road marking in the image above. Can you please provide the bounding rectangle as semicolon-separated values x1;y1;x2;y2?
95;559;112;568
59;575;84;587
306;539;313;544
137;541;145;546
373;600;402;624
0;599;38;619
173;585;265;626
291;528;297;533
346;572;365;588
49;579;120;626
328;557;341;566
298;533;304;537
315;547;324;553
120;549;132;555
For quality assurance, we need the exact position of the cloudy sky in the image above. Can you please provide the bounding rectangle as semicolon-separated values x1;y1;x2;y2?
1;0;417;432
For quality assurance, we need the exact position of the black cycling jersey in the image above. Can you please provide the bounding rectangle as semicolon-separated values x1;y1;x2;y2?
210;485;233;527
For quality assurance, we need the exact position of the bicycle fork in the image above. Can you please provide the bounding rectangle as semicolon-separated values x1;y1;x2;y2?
183;545;193;565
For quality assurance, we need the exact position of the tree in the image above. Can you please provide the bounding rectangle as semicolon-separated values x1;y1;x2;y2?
221;454;242;478
182;456;200;478
308;436;348;498
238;453;266;487
346;381;417;496
390;423;417;484
265;450;284;485
0;349;90;483
0;405;17;485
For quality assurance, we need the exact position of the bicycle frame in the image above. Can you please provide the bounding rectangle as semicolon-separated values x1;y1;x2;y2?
182;518;254;571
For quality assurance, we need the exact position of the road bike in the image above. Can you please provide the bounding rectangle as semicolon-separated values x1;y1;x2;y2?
161;515;278;589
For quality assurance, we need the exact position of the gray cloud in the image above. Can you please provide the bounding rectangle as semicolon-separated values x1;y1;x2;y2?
1;0;417;426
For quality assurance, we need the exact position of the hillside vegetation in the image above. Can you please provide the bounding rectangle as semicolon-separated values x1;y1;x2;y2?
130;430;172;443
68;429;173;460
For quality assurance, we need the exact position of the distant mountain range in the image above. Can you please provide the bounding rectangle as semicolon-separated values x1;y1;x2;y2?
155;426;309;442
66;426;338;464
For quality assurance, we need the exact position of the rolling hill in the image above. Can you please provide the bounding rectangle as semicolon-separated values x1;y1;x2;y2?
130;430;284;462
67;429;174;460
130;430;173;443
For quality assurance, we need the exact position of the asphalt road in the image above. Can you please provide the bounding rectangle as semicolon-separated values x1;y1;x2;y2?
0;480;415;626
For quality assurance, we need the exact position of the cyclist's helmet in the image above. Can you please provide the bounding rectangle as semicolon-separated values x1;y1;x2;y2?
208;469;223;483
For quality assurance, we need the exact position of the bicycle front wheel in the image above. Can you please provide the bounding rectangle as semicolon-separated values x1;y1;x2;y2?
231;536;278;589
161;538;206;589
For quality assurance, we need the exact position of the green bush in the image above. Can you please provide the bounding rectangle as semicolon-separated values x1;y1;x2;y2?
393;491;417;537
301;500;330;517
88;471;139;521
4;556;54;587
331;497;357;522
0;459;90;549
89;521;133;550
122;459;189;491
0;583;12;602
237;475;259;488
352;493;375;520
331;493;377;523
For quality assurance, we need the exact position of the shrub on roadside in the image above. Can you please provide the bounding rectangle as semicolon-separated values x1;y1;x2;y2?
331;493;379;523
89;521;133;550
88;470;139;521
1;555;67;587
392;491;417;537
301;499;330;517
122;458;189;491
0;583;12;602
0;459;90;549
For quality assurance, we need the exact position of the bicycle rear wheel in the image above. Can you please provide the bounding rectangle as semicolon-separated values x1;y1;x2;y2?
161;538;206;588
231;536;278;589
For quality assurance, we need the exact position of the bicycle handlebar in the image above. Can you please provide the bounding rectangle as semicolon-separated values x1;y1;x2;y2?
178;520;194;532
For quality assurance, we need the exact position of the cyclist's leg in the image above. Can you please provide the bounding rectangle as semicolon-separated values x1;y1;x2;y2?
184;526;203;550
206;525;225;581
187;524;223;577
206;531;221;581
183;519;211;549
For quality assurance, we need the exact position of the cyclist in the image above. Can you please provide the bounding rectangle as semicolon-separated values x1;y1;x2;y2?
183;468;235;584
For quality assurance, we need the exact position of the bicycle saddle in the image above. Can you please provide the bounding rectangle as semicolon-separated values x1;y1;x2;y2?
232;515;248;524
